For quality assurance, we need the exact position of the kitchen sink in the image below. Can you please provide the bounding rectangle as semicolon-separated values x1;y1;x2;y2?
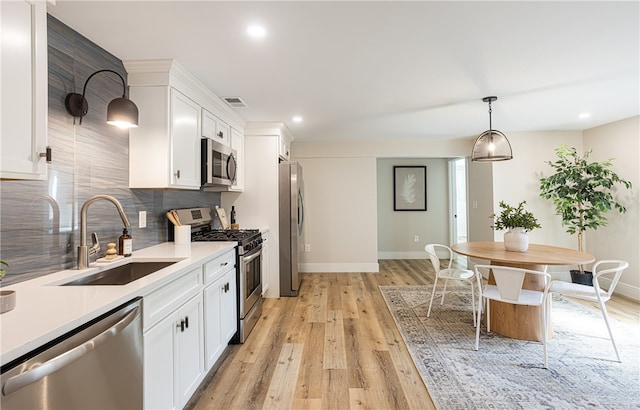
61;261;176;286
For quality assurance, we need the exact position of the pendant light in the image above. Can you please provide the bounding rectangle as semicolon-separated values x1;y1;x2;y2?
65;69;139;129
471;96;512;161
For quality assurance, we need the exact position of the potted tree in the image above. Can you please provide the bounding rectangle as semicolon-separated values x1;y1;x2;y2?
491;200;541;252
539;145;632;285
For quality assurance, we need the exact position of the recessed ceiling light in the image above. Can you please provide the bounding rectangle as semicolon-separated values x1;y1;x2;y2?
579;112;591;119
292;116;303;123
247;25;266;38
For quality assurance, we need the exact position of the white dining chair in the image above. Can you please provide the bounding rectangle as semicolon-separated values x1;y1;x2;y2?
474;264;552;368
425;244;478;326
549;259;629;362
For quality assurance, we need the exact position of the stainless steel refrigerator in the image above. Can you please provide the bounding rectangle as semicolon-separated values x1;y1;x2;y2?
279;161;304;296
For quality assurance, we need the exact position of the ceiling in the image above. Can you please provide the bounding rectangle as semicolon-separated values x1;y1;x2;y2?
48;1;639;143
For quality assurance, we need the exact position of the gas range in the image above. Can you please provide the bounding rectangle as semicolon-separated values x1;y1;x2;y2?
191;228;262;254
168;207;262;255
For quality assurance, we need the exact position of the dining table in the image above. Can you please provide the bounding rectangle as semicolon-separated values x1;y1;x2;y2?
451;241;595;341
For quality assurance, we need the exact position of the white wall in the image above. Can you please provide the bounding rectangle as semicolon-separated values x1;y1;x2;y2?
377;158;450;259
294;139;473;273
492;131;584;250
583;117;639;299
296;157;379;272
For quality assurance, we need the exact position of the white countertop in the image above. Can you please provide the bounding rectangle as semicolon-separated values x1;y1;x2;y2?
0;241;236;364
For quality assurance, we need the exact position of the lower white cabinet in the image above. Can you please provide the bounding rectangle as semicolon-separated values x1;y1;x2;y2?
143;249;238;409
143;267;205;410
204;266;237;369
203;249;237;370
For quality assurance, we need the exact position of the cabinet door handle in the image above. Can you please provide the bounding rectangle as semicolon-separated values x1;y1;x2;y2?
221;262;228;267
184;316;189;329
177;320;185;332
39;146;52;163
175;169;181;179
217;131;224;139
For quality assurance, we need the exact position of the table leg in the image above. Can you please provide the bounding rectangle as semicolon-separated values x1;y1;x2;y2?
484;261;553;342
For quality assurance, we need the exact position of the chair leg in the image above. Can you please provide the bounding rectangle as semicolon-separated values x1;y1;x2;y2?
598;300;621;362
427;277;439;318
440;279;449;305
475;296;482;350
542;300;548;369
486;300;491;333
469;280;477;327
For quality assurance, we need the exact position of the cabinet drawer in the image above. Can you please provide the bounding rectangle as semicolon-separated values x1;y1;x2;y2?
144;267;203;330
204;249;236;285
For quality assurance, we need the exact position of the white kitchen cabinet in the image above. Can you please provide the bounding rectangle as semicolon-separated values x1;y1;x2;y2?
175;294;205;407
202;109;230;147
125;59;246;190
0;0;48;180
203;249;237;370
279;134;291;161
143;267;205;410
229;127;244;192
129;87;201;189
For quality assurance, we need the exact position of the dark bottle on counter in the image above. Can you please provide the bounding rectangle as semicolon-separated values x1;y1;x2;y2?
119;228;132;257
230;206;236;224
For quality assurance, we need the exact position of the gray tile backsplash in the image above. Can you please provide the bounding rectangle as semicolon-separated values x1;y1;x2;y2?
0;15;220;285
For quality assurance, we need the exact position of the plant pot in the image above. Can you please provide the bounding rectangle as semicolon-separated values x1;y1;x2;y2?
570;270;593;286
0;290;16;314
503;227;529;252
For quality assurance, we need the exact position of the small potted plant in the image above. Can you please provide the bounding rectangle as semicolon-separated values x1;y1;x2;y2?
0;260;16;314
492;200;541;252
539;145;632;285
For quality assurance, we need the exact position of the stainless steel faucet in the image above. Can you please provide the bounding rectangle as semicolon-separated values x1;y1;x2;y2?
77;195;130;269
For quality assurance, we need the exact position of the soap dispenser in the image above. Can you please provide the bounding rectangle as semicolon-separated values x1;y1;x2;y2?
119;228;132;257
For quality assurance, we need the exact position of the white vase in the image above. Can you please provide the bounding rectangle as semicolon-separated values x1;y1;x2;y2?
504;227;529;252
0;290;16;314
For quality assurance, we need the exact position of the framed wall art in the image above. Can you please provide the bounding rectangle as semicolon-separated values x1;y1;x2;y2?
393;165;427;211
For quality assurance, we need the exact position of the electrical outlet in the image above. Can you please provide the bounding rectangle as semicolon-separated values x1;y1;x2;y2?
414;235;419;242
305;244;311;252
473;201;478;209
139;211;147;228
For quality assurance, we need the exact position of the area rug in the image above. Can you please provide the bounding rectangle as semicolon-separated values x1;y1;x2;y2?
379;285;640;409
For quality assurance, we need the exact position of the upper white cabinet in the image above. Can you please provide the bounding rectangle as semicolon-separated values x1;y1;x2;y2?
229;127;244;192
0;0;48;180
279;133;291;161
128;87;201;189
124;59;246;190
202;109;230;147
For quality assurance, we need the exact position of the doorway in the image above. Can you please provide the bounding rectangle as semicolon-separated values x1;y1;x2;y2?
449;158;468;252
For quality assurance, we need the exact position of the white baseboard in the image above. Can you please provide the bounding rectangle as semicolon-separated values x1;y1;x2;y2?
300;263;379;273
377;251;427;260
610;280;640;301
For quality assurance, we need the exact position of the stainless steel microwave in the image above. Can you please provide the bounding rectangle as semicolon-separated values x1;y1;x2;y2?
201;138;237;188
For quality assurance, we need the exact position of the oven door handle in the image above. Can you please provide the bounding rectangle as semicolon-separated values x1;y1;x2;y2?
242;248;262;264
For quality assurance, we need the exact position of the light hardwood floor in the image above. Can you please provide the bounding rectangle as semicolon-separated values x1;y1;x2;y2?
191;259;639;410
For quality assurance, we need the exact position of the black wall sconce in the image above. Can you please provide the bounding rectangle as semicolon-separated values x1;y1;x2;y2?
65;69;138;129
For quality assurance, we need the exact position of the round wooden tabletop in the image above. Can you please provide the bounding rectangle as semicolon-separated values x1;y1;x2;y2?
451;241;595;266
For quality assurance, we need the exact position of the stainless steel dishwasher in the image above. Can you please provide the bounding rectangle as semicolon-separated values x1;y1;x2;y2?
1;297;143;409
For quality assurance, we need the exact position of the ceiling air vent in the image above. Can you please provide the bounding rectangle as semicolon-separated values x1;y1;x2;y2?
223;97;248;108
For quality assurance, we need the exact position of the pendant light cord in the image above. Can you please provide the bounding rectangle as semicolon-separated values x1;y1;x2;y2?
488;100;493;130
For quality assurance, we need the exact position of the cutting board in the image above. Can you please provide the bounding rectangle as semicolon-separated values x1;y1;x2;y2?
215;207;230;229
